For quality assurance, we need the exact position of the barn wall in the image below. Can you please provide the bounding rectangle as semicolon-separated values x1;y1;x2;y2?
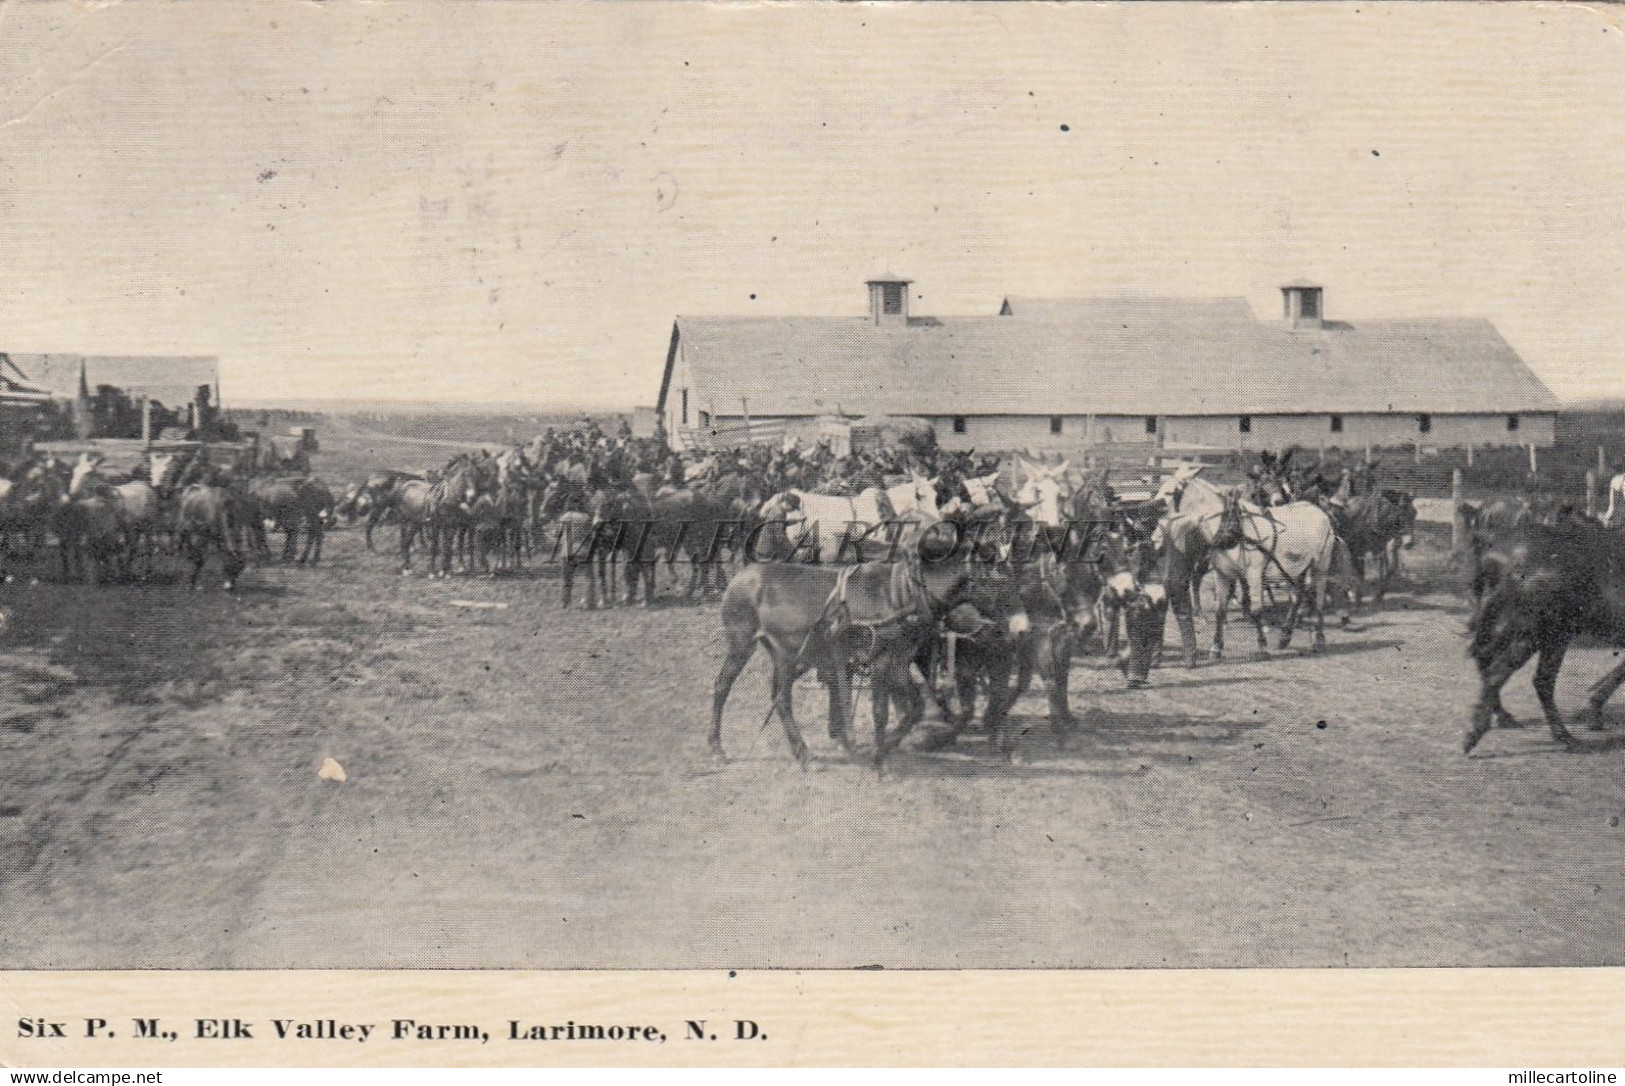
929;415;1153;451
1164;412;1555;450
662;345;699;446
678;407;1556;452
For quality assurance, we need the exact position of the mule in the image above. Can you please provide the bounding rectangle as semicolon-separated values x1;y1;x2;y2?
710;559;934;768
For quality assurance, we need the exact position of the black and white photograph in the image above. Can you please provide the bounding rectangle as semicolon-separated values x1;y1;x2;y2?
0;0;1623;1004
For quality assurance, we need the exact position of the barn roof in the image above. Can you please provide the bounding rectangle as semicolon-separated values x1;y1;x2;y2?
998;294;1257;321
10;353;218;409
666;297;1559;418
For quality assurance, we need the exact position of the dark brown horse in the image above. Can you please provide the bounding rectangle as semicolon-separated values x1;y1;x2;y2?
248;476;334;564
710;559;934;768
1465;519;1625;754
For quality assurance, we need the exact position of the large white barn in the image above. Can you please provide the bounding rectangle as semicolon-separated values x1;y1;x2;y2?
655;277;1559;453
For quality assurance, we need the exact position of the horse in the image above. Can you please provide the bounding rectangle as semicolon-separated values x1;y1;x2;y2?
536;478;613;608
54;454;124;584
755;487;893;563
338;469;420;551
914;563;1037;760
425;457;488;577
1465;518;1625;754
0;458;61;580
176;482;248;590
1156;472;1338;662
247;476;334;564
1204;487;1342;657
1330;488;1417;608
710;558;934;769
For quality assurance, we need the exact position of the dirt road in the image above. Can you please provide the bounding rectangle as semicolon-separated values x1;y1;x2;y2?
0;528;1621;968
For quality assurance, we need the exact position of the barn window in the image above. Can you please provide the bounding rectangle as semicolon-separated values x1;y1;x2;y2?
1507;414;1520;432
698;409;711;429
1299;291;1320;320
1238;415;1252;435
952;416;967;435
681;388;689;426
1417;413;1432;435
1329;414;1344;433
1144;415;1158;435
882;282;904;315
1049;415;1063;435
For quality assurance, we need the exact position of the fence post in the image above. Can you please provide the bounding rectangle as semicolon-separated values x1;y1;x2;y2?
1413;441;1423;465
1466;441;1474;468
1587;470;1599;517
1451;468;1464;551
1528;442;1538;478
1601;444;1610;479
1363;442;1372;465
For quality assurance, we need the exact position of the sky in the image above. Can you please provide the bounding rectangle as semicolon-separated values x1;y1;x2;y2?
0;1;1622;409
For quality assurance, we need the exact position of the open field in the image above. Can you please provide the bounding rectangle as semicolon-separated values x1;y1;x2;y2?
1;471;1624;968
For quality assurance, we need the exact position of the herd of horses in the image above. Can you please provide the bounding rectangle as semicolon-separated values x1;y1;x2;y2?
11;429;1625;765
703;452;1426;769
0;448;334;590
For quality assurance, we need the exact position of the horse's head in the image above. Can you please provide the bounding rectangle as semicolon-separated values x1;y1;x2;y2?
758;491;806;527
1015;460;1067;528
897;470;941;523
1210;488;1248;549
1154;464;1202;513
66;452;104;502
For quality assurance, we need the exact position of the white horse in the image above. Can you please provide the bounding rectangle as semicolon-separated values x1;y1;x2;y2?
1156;474;1340;658
1014;457;1071;527
760;473;938;561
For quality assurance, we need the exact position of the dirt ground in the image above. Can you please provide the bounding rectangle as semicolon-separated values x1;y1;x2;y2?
1;445;1623;969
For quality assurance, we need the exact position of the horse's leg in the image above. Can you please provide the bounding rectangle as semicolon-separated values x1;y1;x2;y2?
827;655;856;754
1583;658;1625;731
955;660;979;734
1241;570;1268;654
399;521;414;574
878;654;924;751
1046;629;1076;743
221;529;245;590
772;652;811;767
560;558;575;609
1278;575;1306;651
685;553;703;599
1466;632;1538;753
186;532;206;588
1312;564;1329;653
1169;561;1201;667
871;667;891;771
988;659;1019;763
1532;639;1577;748
709;636;755;762
1211;575;1233;659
